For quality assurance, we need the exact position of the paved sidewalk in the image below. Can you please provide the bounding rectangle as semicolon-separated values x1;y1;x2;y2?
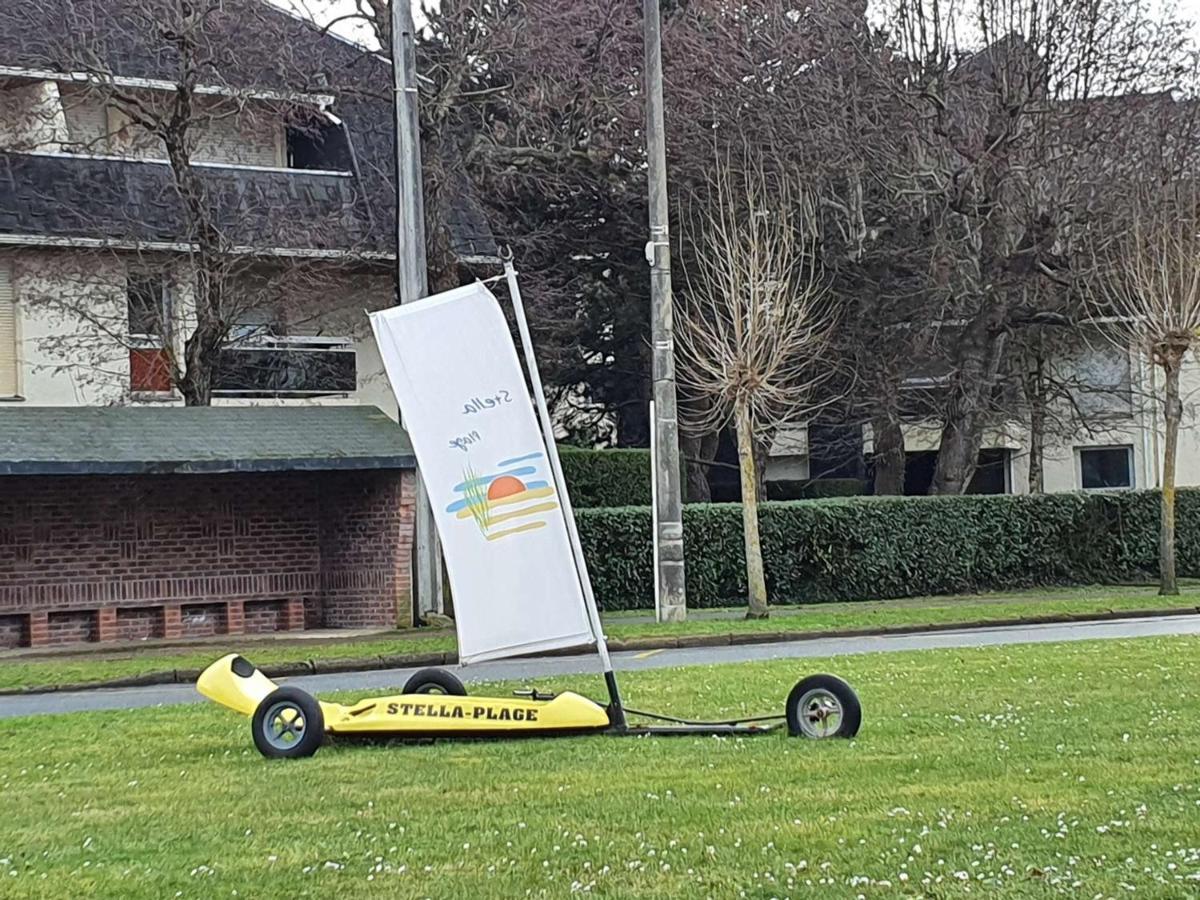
2;613;1198;720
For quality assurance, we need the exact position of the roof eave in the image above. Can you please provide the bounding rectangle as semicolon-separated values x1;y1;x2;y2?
0;454;416;476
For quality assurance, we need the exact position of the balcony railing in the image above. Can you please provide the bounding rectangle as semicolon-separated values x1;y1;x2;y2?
213;336;356;398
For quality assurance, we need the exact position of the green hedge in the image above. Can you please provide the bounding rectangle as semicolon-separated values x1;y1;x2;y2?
575;489;1198;610
560;448;651;508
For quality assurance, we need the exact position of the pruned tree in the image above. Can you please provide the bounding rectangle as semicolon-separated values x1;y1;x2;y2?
1089;182;1200;595
677;157;838;618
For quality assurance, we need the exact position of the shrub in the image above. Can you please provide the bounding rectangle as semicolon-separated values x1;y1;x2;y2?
560;448;651;508
575;489;1190;610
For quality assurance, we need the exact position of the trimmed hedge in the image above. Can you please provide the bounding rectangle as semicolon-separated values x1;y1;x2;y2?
560;448;651;508
575;489;1199;610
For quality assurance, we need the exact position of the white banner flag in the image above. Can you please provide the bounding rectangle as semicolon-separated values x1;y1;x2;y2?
370;283;595;664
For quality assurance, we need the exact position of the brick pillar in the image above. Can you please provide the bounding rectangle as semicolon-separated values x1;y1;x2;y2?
163;604;182;640
284;598;305;631
27;611;48;648
226;600;245;635
96;606;118;643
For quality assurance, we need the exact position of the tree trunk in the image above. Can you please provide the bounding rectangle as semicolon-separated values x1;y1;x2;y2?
735;399;769;619
1159;355;1182;596
754;433;770;500
682;431;717;502
1025;354;1046;494
931;306;1008;494
872;415;905;495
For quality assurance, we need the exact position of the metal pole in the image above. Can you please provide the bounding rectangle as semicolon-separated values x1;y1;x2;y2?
642;0;687;621
503;259;627;730
391;0;444;617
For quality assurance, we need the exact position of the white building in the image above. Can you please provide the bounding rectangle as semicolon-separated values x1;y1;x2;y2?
765;339;1200;495
0;4;495;415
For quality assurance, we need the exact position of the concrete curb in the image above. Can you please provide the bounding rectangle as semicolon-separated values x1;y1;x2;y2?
3;606;1198;697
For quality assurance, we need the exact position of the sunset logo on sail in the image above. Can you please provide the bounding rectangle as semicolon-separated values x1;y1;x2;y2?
446;452;560;541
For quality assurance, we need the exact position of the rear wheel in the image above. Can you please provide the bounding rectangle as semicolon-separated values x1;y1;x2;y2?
251;687;325;759
786;674;861;739
402;668;467;696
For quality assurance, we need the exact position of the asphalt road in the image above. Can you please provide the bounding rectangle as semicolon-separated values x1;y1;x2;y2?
2;613;1199;721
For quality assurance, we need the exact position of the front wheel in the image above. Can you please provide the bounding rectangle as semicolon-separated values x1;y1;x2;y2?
251;687;325;758
786;674;861;739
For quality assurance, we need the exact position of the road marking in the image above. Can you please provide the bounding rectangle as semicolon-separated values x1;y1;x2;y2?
633;649;666;660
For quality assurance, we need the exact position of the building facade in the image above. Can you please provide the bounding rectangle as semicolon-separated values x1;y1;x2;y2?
0;1;498;647
765;337;1200;496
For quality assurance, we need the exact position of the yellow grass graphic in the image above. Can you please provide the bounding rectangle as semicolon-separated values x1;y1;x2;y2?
484;521;547;541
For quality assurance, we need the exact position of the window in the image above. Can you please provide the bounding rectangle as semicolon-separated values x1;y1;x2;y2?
901;448;1011;495
1071;345;1132;418
127;272;172;393
127;274;168;337
1078;445;1133;490
967;449;1011;494
286;120;351;171
0;262;18;398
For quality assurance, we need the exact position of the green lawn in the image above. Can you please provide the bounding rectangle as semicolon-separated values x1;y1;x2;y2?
1;636;1198;897
1;583;1197;693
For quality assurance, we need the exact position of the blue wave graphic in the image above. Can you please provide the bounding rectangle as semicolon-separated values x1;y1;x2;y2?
496;452;544;468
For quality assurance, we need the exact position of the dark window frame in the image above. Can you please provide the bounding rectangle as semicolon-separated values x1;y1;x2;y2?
1078;445;1134;490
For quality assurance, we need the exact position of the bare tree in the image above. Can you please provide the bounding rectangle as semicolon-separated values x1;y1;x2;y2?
677;158;838;618
881;0;1194;493
1089;182;1200;594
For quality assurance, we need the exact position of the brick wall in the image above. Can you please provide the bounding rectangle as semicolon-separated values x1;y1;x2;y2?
47;610;96;643
115;606;162;642
0;470;413;647
244;599;286;634
0;614;27;650
319;470;415;628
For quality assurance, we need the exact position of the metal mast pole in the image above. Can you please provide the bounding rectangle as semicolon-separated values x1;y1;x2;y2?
504;260;627;729
642;0;687;622
392;0;444;617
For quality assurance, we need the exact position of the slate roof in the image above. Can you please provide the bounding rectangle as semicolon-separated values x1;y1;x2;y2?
0;0;499;262
0;405;414;475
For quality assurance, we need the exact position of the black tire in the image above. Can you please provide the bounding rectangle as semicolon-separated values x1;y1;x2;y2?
786;674;861;739
402;667;467;696
251;687;325;759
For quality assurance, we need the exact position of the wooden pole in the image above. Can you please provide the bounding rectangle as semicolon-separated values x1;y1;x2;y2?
391;0;444;617
643;0;687;621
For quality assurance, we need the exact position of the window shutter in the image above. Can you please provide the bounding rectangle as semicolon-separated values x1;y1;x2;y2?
0;264;17;397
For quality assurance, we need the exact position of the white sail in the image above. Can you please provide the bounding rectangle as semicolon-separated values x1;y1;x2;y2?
370;282;596;664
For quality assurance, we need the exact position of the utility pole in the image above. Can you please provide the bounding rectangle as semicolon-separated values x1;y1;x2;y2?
391;0;444;618
642;0;687;622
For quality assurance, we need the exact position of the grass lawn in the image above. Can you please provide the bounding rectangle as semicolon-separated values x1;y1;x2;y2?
1;583;1197;693
1;636;1198;897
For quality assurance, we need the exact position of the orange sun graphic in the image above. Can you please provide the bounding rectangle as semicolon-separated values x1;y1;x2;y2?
487;475;526;500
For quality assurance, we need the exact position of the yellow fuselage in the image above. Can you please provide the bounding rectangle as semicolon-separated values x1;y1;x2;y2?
323;691;610;736
196;653;611;737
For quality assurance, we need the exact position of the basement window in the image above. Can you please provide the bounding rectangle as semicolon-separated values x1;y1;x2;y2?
1078;445;1133;490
